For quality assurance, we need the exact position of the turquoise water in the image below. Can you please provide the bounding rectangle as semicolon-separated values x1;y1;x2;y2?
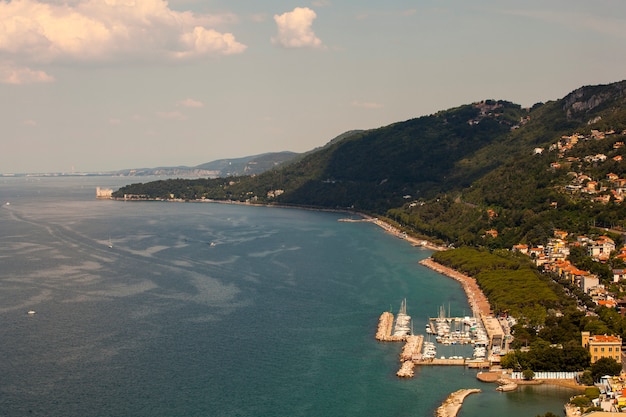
0;177;575;416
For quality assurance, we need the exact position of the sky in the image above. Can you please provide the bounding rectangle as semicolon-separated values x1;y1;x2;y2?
2;0;626;174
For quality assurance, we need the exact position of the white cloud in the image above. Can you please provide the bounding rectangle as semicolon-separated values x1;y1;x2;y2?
0;0;247;83
0;63;54;85
177;98;204;108
272;7;323;49
351;100;383;109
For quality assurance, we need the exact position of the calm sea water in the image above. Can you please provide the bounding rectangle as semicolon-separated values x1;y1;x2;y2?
0;176;575;417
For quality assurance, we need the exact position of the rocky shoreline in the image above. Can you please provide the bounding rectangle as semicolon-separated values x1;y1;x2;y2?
418;258;492;317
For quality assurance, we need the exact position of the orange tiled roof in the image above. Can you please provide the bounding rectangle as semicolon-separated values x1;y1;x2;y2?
590;334;621;343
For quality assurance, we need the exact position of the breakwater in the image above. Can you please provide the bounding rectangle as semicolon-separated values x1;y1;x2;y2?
435;389;481;417
375;312;424;377
375;311;404;342
397;335;423;377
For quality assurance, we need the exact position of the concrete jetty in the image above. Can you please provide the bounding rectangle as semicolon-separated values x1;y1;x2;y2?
435;388;481;417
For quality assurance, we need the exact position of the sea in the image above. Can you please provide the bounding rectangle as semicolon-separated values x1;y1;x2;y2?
0;176;577;417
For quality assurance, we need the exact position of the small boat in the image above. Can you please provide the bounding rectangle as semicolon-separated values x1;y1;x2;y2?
27;310;36;315
496;382;518;392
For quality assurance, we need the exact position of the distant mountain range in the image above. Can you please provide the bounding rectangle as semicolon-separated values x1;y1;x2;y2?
111;151;300;177
0;152;301;178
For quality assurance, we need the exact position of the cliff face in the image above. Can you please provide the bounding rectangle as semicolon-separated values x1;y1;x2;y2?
563;80;626;119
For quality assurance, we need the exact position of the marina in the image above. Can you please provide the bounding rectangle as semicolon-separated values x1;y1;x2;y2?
376;298;505;377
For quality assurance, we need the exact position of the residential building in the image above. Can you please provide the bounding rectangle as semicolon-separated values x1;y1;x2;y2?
614;269;626;283
581;332;622;364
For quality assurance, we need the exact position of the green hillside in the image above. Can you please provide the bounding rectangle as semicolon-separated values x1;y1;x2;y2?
113;80;626;249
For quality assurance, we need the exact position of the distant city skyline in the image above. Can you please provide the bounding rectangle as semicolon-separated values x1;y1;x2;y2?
2;0;626;173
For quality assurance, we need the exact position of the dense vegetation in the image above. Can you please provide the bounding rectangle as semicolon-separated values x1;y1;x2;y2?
432;247;624;373
432;248;560;325
114;100;530;211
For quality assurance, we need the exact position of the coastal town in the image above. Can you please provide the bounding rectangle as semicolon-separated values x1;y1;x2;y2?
540;128;626;205
366;215;626;417
512;231;626;312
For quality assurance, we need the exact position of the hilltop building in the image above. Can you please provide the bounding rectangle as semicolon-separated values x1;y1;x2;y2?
581;331;622;364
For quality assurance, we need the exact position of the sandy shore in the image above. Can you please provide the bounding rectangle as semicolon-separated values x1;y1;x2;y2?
538;379;588;391
478;371;587;391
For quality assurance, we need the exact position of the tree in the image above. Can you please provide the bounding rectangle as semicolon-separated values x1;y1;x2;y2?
523;369;535;380
590;357;622;382
500;352;519;369
579;371;594;386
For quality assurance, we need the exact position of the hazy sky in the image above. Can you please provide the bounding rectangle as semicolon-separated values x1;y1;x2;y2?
2;0;625;173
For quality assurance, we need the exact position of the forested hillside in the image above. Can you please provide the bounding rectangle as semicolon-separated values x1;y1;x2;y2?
114;80;626;249
390;82;626;248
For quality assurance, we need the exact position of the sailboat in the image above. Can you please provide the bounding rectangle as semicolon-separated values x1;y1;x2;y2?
392;298;412;337
108;236;113;248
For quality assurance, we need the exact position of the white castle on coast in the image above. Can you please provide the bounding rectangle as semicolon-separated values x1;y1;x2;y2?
96;187;113;199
